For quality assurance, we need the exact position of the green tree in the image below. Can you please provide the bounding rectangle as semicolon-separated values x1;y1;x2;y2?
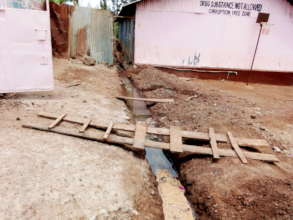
100;0;108;10
50;0;78;5
111;0;132;14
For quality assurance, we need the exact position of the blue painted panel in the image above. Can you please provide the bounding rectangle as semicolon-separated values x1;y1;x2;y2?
118;18;135;63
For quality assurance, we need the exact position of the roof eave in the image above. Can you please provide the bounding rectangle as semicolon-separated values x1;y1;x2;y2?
119;0;142;16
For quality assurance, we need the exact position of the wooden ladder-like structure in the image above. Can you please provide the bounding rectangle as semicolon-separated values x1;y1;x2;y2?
132;122;249;163
48;113;115;142
23;112;279;164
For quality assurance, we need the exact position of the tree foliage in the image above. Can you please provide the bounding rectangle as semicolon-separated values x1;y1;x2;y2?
100;0;108;9
110;0;132;13
50;0;78;6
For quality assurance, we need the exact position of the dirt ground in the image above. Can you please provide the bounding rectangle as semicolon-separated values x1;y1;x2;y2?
130;67;293;220
0;59;163;220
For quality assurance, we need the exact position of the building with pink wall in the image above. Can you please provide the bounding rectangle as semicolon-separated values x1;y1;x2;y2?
120;0;293;72
0;0;53;93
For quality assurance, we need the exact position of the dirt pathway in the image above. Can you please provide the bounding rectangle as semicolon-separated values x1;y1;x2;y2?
0;59;163;219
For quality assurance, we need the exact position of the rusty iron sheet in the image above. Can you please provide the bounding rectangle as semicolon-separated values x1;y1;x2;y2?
70;7;113;64
49;2;73;58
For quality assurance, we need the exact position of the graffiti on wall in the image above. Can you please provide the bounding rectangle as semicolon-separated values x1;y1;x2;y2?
182;52;201;66
199;1;263;17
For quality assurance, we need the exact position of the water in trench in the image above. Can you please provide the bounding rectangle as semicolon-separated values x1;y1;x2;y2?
121;76;199;219
121;76;178;177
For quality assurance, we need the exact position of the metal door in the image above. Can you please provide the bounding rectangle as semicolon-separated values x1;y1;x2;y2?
0;0;53;93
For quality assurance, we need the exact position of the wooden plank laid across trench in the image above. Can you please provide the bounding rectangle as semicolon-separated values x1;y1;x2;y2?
209;128;220;159
116;96;174;103
38;112;270;147
133;121;148;149
227;131;248;164
170;126;183;152
48;113;67;129
23;124;279;162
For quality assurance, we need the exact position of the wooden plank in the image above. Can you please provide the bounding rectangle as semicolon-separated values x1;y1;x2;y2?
209;128;220;159
157;170;194;220
170;126;183;152
79;119;91;133
182;144;278;162
48;113;66;129
38;112;270;147
23;124;279;162
227;131;248;164
182;131;269;148
103;121;114;140
116;96;174;103
133;121;148;149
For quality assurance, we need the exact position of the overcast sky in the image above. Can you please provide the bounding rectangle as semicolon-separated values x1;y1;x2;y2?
79;0;113;9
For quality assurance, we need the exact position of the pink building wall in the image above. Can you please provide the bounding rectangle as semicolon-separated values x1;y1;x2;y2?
0;0;53;93
135;0;293;72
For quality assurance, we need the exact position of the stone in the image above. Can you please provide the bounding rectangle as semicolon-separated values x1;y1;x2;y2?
272;146;282;153
82;56;96;66
259;126;267;131
250;115;256;119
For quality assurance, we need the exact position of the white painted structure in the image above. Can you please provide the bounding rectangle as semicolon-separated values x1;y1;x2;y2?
132;0;293;72
0;0;53;93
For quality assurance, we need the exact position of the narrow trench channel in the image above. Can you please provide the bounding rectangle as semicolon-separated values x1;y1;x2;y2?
120;76;198;219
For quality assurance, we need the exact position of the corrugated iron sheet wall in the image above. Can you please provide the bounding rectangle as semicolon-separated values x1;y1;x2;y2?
70;7;91;58
89;10;113;64
7;0;44;10
70;7;113;64
118;18;135;63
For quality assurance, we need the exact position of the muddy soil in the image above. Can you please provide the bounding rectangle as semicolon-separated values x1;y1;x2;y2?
130;67;293;220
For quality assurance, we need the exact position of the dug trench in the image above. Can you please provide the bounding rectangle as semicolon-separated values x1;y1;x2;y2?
119;73;196;219
121;66;293;220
